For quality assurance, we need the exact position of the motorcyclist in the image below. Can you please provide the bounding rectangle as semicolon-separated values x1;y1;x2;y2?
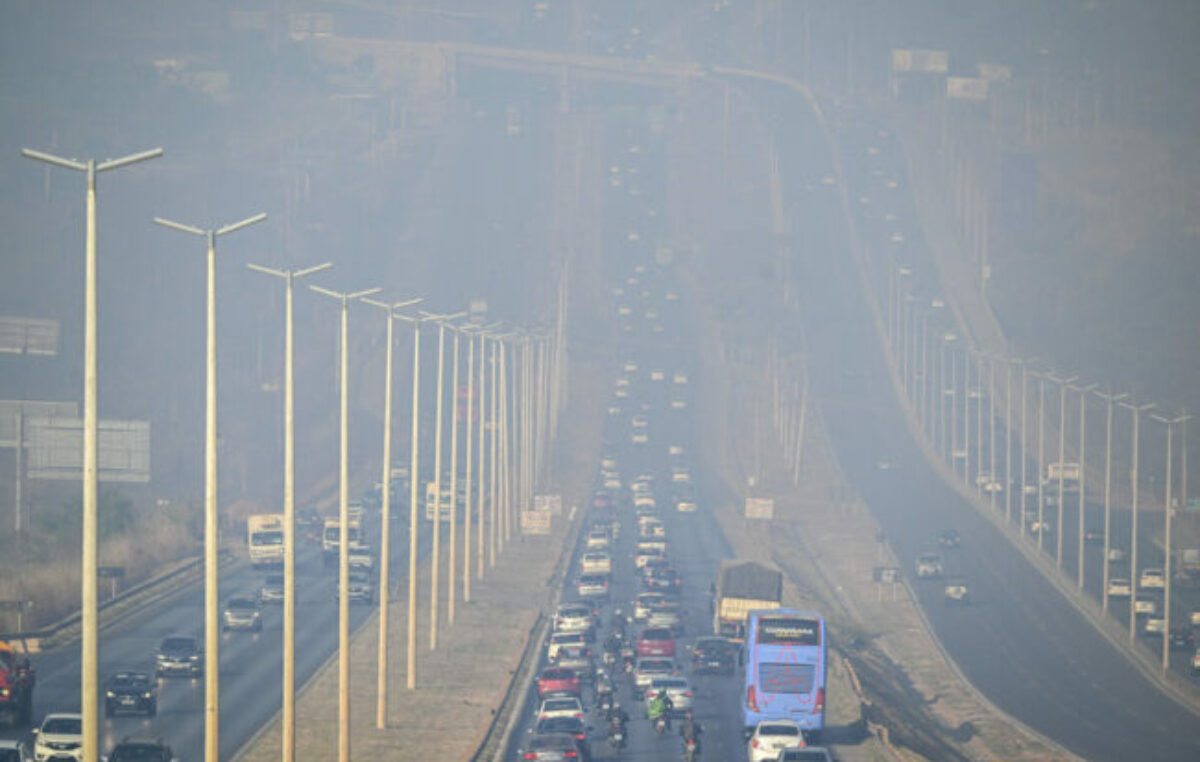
604;629;623;655
606;700;630;727
647;688;673;729
679;709;702;746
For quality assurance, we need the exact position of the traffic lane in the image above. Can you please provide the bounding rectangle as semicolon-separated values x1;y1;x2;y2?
9;531;413;757
816;344;1200;761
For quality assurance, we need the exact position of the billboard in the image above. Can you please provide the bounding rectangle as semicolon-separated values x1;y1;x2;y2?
744;497;775;520
891;49;949;74
520;510;551;535
25;417;150;483
947;77;989;101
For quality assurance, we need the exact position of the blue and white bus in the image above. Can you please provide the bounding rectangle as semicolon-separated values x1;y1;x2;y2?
742;608;827;737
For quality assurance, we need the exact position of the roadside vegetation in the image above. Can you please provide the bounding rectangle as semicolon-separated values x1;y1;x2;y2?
0;489;198;631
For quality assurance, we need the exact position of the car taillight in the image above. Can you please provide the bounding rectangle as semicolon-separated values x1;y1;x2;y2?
683;691;692;697
574;712;583;718
747;685;758;711
815;687;825;714
751;738;760;748
523;753;537;760
564;752;578;758
575;733;586;741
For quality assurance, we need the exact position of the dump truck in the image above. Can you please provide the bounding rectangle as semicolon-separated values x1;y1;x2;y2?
713;560;783;642
246;514;285;569
0;641;34;727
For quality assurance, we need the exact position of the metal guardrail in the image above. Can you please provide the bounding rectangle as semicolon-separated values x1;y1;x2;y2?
0;553;222;652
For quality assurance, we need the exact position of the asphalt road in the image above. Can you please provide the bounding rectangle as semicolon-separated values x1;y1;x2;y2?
786;94;1200;761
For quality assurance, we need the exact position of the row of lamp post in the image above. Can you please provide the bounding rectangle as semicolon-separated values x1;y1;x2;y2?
887;269;1192;676
19;142;567;762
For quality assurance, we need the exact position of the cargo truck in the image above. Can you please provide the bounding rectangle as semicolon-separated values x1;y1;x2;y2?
0;641;34;727
713;560;783;642
246;514;285;569
322;517;362;567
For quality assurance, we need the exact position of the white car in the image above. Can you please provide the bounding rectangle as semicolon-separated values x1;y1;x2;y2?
667;444;684;457
536;695;585;722
671;466;691;484
632;657;677;691
633;592;666;621
1139;568;1165;590
631;414;648;429
1143;617;1166;637
580;552;613;575
670;398;687;410
634;494;656;511
1133;596;1159;617
554;603;594;635
546;631;587;662
673;372;688;385
585;530;610;550
747;719;807;762
33;713;82;762
631;431;649;445
650;369;666;381
643;675;693;712
915;552;943;579
1107;578;1132;598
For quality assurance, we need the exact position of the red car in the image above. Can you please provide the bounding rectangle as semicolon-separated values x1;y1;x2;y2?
636;626;676;658
536;666;581;698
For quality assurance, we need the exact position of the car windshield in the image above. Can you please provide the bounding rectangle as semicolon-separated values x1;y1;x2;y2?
537;717;583;733
112;673;149;687
642;628;673;640
111;746;168;762
543;698;579;711
161;637;195;651
759;724;802;736
42;717;81;734
639;659;673;671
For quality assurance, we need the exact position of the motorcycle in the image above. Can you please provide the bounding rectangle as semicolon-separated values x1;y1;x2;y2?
608;720;626;749
655;715;668;735
682;737;700;762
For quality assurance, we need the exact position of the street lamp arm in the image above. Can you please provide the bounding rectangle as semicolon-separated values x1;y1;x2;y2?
246;263;287;279
97;148;164;172
216;212;268;236
20;148;87;171
295;262;333;278
154;217;207;236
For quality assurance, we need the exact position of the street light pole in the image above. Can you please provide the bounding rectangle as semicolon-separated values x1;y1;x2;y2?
246;261;332;759
360;296;423;729
20;145;162;762
1121;400;1155;645
462;327;477;602
419;310;467;651
156;211;266;762
1071;382;1098;589
1048;373;1078;567
1152;412;1189;673
309;284;381;762
1095;390;1126;614
393;312;434;689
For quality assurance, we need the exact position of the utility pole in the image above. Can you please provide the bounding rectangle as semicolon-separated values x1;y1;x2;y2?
246;260;333;757
1121;401;1155;645
157;211;267;762
309;284;380;762
21;144;162;762
359;296;422;729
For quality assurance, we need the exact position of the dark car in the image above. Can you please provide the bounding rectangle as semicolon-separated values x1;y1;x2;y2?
1169;626;1195;651
155;635;202;677
644;566;682;591
105;737;176;762
534;716;591;760
105;672;156;717
936;529;961;549
777;748;835;761
690;636;737;674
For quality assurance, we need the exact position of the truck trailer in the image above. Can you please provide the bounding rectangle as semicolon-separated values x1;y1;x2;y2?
713;559;783;641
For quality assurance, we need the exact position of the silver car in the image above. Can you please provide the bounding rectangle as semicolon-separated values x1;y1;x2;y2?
643;675;693;714
633;657;676;692
222;596;262;632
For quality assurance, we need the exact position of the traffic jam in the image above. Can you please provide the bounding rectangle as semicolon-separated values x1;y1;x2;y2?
507;110;833;760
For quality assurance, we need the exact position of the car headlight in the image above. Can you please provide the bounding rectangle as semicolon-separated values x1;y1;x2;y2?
143;692;153;699
189;654;200;661
106;690;115;698
0;687;9;696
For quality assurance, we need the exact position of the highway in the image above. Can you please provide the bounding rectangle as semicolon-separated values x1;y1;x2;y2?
778;91;1200;760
